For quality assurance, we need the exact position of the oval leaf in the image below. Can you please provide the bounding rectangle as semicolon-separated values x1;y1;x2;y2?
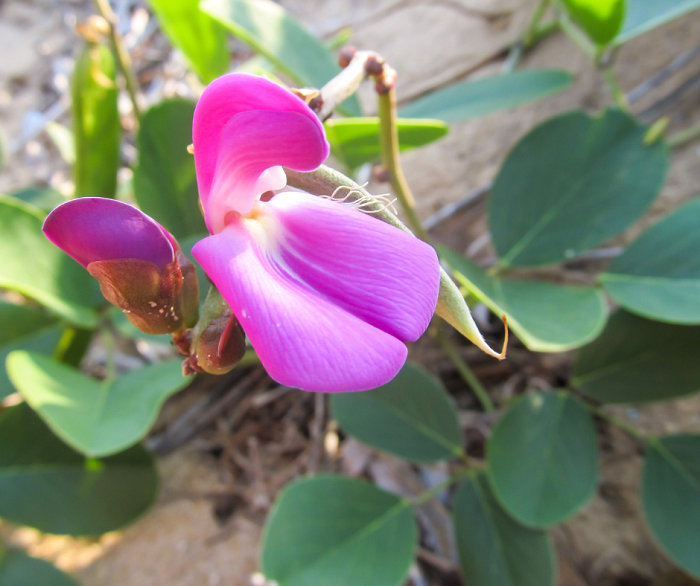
0;300;61;399
134;99;206;238
325;117;448;171
453;472;556;586
0;403;158;535
261;475;416;586
146;0;229;83
7;351;188;458
560;0;626;45
572;310;700;403
488;391;599;527
642;434;700;578
488;109;668;268
601;198;700;324
440;247;607;352
0;549;79;586
400;70;573;121
72;43;121;199
616;0;700;44
0;196;98;328
201;0;361;116
330;362;463;462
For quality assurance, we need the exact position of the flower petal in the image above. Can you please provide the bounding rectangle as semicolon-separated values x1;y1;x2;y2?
43;198;174;269
193;72;329;229
192;220;408;392
266;192;441;341
204;109;327;232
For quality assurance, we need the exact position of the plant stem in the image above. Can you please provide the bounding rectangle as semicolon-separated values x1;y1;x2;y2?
602;66;630;112
667;121;700;148
101;326;117;384
558;13;597;60
92;0;141;121
317;50;372;120
524;0;550;48
406;468;472;507
503;0;554;73
435;328;495;413
377;87;431;242
585;403;646;441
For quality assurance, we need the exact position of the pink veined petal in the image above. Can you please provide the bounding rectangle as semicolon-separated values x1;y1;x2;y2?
265;192;441;342
43;198;174;269
193;72;329;217
192;220;409;392
204;109;327;233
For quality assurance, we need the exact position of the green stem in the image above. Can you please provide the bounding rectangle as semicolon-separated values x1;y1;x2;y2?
602;66;630;112
377;88;431;242
435;328;495;413
92;0;141;121
503;0;553;73
406;468;472;507
585;403;646;441
101;327;117;384
524;0;550;48
667;121;700;148
558;13;597;59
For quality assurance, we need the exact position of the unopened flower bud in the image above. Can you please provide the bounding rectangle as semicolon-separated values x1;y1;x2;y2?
43;198;200;335
186;286;246;375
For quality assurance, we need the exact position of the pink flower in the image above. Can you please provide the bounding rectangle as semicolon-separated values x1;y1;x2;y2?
191;73;440;392
43;73;440;392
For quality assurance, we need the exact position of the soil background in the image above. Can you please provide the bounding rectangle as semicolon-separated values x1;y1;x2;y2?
2;0;700;585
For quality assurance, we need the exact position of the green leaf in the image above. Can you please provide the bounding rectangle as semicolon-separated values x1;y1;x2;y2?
200;0;361;116
46;122;76;165
601;198;700;324
0;402;158;535
488;109;668;268
0;300;61;399
572;310;700;403
330;362;463;462
0;196;98;328
325;117;448;171
146;0;229;83
133;100;206;238
261;475;416;586
453;472;556;586
400;70;573;122
487;391;599;527
10;187;67;212
559;0;626;45
72;43;121;199
7;351;188;457
0;549;79;586
616;0;700;44
642;435;700;579
440;247;607;352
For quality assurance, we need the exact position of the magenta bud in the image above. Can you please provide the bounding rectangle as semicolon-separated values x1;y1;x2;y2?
43;197;199;334
186;285;246;375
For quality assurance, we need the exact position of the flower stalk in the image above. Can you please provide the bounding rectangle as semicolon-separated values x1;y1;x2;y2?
435;327;496;413
377;85;431;243
92;0;141;121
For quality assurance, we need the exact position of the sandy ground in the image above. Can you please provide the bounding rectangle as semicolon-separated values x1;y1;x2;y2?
2;0;700;585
